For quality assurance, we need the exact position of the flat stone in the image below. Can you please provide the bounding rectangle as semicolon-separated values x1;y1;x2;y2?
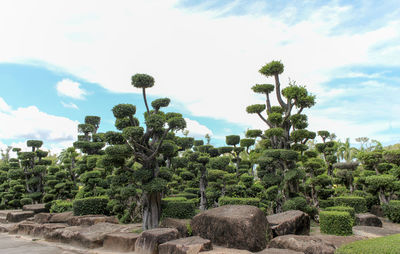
22;204;48;214
45;222;129;248
9;221;40;235
313;235;367;248
256;248;303;254
0;210;21;216
48;211;74;223
33;213;53;224
160;218;191;237
267;210;310;237
6;211;35;222
0;223;17;233
268;235;336;254
159;236;212;254
191;205;268;252
199;246;252;254
0;215;7;223
353;226;400;238
135;228;179;254
355;213;382;227
103;232;140;252
67;215;119;226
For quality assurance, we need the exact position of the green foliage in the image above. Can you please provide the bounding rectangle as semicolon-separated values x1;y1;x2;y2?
73;196;109;216
383;200;400;223
20;197;33;206
324;206;355;221
246;104;266;114
336;234;400;254
252;84;274;94
161;197;195;219
131;73;155;88
282;196;307;212
319;211;353;236
219;196;260;207
26;140;43;148
319;199;334;209
245;129;262;138
151;98;170;110
333;196;367;213
259;60;284;76
50;200;73;213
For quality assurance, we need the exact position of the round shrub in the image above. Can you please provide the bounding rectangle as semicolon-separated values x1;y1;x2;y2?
73;196;109;216
161;197;196;219
218;196;260;207
320;211;353;236
383;200;400;223
50;200;73;213
20;198;33;206
324;206;355;221
282;196;307;211
333;196;367;213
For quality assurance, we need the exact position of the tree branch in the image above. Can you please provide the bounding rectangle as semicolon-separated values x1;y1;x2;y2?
149;127;172;160
266;93;272;113
256;112;272;128
274;74;288;109
142;88;150;115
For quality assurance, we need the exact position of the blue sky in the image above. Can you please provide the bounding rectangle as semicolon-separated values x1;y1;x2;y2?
0;0;399;154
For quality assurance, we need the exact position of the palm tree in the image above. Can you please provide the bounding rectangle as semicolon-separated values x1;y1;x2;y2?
338;138;358;162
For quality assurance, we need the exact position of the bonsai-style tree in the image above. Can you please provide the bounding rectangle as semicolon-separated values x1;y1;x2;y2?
113;73;186;230
315;130;338;176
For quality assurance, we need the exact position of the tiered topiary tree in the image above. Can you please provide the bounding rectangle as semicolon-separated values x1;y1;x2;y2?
111;74;186;229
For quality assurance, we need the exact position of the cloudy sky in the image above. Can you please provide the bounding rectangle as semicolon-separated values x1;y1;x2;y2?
0;0;399;154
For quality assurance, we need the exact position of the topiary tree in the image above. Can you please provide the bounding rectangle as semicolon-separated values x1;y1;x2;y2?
111;73;186;230
73;116;105;155
316;130;338;176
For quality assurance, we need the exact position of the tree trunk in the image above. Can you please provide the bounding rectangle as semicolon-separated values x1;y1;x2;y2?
378;187;388;205
142;191;161;230
199;170;207;211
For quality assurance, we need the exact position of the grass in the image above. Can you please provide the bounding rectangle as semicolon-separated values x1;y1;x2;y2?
335;234;400;254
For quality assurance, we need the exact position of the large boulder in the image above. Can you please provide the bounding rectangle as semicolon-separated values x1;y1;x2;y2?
135;228;179;254
33;213;53;224
191;205;268;252
355;213;382;227
6;211;35;222
160;218;191;238
267;210;310;237
159;236;212;254
268;235;336;254
256;248;304;254
103;232;140;252
22;204;48;214
49;211;74;223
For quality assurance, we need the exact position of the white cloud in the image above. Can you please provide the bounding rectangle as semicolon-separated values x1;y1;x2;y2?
182;118;213;139
61;101;79;109
0;1;399;144
56;79;87;99
0;97;79;142
0;97;12;112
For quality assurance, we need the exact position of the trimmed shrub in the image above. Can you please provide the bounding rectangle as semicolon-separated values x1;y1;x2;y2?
324;206;355;221
282;196;307;211
383;200;400;223
20;198;33;206
73;196;109;216
320;211;353;236
336;233;400;254
161;197;196;219
175;192;198;199
319;199;334;209
334;196;367;213
218;196;260;207
50;200;73;213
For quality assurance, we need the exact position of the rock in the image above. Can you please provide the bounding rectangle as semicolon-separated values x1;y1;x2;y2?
191;205;268;252
256;248;303;254
33;213;53;224
9;221;40;235
135;228;179;254
45;222;128;248
0;215;7;223
6;211;35;222
0;223;16;233
313;235;367;248
159;236;212;254
160;218;191;237
355;213;382;227
67;215;119;226
103;232;140;252
353;226;400;238
0;210;21;216
268;235;336;254
49;212;74;223
199;246;252;254
370;205;384;217
22;204;48;214
267;210;310;237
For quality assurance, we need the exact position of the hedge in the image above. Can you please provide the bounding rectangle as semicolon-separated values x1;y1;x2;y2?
73;196;109;216
383;200;400;223
319;211;353;236
324;206;355;221
50;200;73;213
333;196;367;213
336;234;400;254
218;196;260;207
161;197;196;219
319;199;334;209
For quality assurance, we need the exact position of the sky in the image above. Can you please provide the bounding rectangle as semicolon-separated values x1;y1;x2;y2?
0;0;400;155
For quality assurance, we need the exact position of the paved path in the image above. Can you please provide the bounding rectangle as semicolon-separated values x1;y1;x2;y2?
0;233;83;254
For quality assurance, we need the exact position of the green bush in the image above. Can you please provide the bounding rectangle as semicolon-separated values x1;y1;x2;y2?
161;197;195;219
336;234;400;254
175;192;198;199
319;199;334;209
218;196;260;207
50;200;73;213
383;200;400;223
333;196;367;213
282;196;307;211
319;211;353;236
73;196;109;216
20;198;33;206
324;206;355;221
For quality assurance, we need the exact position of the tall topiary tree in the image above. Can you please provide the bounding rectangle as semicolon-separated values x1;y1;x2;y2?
112;73;186;229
